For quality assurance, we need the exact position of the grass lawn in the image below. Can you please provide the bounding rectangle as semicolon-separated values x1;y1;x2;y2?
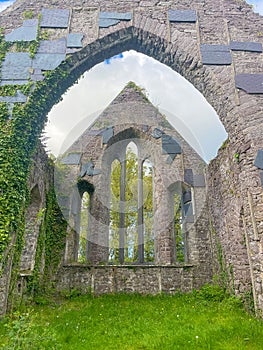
0;286;262;349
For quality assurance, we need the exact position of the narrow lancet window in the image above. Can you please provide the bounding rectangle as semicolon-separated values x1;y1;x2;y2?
174;192;184;262
78;192;90;262
109;159;121;263
125;142;138;263
143;159;154;262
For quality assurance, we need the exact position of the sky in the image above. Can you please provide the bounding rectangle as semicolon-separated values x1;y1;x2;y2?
0;0;262;162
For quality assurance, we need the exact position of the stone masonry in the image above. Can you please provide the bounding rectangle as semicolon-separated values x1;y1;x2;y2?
54;83;211;294
0;0;262;315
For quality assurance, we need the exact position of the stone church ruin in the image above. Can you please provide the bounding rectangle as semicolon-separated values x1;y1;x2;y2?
0;0;263;317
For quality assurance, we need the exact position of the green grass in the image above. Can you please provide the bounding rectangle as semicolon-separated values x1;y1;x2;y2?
0;287;262;349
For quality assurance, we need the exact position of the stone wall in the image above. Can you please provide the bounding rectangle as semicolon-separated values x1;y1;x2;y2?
0;145;51;317
55;264;196;295
20;146;51;274
0;0;262;315
61;84;210;271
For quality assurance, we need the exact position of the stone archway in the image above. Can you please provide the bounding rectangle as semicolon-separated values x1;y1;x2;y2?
0;0;262;316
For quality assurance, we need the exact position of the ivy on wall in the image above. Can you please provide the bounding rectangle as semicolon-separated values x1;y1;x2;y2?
28;183;67;295
0;61;72;277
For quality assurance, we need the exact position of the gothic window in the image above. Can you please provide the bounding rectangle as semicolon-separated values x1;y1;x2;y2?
173;191;184;262
109;141;154;264
78;191;90;262
173;185;192;263
109;159;121;263
143;159;154;263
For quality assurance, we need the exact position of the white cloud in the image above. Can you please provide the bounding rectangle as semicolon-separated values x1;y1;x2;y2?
0;1;15;12
246;0;263;14
45;51;227;162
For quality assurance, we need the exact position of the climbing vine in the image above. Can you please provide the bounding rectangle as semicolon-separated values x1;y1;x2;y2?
28;183;67;295
0;60;71;271
0;12;90;310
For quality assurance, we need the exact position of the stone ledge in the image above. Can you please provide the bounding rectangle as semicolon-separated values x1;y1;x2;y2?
61;263;195;269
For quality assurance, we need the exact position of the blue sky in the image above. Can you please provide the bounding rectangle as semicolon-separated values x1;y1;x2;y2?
246;0;263;13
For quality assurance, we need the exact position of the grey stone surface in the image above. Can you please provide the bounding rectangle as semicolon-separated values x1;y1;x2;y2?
254;150;263;170
5;20;38;42
201;44;230;52
99;12;132;21
1;52;31;80
99;18;120;28
166;154;176;164
30;74;44;82
162;134;181;155
67;34;83;48
183;190;192;204
37;38;67;54
184;202;193;217
151;128;164;139
184;169;194;186
185;215;195;224
40;9;70;28
32;53;66;70
99;12;132;28
61;153;81;165
80;161;101;177
55;265;201;296
102;127;114;144
1;80;28;86
260;172;263;188
230;41;263;53
235;74;263;94
168;9;197;23
201;45;232;65
193;174;206;187
0;90;27;103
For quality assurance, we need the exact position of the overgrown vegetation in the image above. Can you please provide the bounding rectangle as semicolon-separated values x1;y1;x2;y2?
27;184;68;295
0;286;262;350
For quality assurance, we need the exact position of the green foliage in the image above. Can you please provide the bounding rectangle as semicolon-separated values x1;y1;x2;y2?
29;14;42;59
0;102;9;123
26;185;67;297
174;193;184;262
0;16;76;313
59;288;83;299
1;292;262;349
78;192;90;262
23;10;34;19
234;152;240;163
0;82;33;97
193;283;226;302
122;81;150;102
44;188;67;273
14;40;31;52
0;85;17;96
19;82;34;96
0;59;71;270
1;309;60;349
0;28;12;63
109;149;154;263
219;138;229;150
40;30;49;41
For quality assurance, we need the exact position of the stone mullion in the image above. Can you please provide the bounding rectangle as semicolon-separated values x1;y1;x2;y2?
119;159;126;264
64;186;81;263
138;159;144;264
